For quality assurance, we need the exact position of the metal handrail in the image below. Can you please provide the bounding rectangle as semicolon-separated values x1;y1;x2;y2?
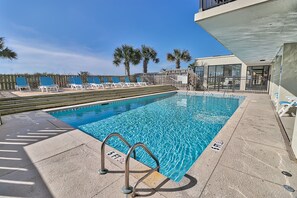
98;133;136;175
122;142;160;196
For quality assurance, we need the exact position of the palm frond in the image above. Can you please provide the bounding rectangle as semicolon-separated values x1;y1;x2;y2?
0;37;17;60
154;58;160;64
173;49;181;58
181;50;192;62
131;49;141;65
113;47;123;66
167;53;176;62
0;47;17;60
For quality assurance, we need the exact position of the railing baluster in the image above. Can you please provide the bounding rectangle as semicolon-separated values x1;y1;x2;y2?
201;0;236;11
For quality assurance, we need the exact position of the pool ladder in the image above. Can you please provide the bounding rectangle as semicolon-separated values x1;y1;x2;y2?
99;133;160;197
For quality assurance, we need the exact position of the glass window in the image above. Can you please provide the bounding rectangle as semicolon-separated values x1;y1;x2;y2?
223;65;232;77
216;66;224;77
208;66;216;78
195;66;204;78
207;64;242;90
232;65;241;77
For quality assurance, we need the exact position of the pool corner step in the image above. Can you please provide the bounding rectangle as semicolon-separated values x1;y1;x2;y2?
131;164;168;188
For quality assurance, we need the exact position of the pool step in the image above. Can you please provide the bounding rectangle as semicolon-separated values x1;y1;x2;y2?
0;85;177;115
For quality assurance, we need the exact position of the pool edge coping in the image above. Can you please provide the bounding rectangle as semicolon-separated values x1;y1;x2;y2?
174;90;250;196
42;90;178;112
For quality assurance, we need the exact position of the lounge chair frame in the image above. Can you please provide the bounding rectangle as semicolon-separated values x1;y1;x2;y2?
278;97;297;117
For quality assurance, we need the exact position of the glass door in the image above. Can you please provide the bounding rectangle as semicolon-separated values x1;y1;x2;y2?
246;66;270;91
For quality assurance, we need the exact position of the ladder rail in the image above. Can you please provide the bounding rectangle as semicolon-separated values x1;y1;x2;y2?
99;133;160;196
122;142;160;195
99;132;136;174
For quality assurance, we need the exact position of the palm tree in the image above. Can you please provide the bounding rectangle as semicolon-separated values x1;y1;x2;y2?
140;45;159;73
167;49;191;69
0;37;17;60
188;61;196;70
113;45;141;76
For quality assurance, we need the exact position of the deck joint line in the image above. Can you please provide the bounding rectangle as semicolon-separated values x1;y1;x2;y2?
198;99;250;198
220;163;287;187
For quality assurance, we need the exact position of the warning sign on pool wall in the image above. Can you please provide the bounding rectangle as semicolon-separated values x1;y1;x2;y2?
106;151;125;164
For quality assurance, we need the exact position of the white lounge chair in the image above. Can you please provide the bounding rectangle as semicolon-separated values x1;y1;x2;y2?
15;77;31;91
68;76;84;90
278;97;297;117
112;77;124;88
87;76;104;89
124;76;136;87
39;76;59;92
102;77;112;88
136;76;147;86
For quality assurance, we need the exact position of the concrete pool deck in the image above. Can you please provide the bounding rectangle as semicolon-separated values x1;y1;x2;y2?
0;92;296;197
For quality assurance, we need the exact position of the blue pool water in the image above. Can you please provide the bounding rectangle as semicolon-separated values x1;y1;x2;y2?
49;92;243;182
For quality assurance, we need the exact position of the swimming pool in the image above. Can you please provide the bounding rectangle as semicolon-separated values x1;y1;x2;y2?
49;92;244;182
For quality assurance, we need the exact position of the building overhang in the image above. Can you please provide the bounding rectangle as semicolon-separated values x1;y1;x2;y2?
195;0;297;65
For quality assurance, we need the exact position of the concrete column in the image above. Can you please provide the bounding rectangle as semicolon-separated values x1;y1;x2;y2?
268;63;275;95
240;63;247;91
269;51;282;107
203;65;208;88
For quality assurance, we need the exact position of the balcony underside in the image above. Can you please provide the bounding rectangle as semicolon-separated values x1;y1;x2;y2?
195;0;297;65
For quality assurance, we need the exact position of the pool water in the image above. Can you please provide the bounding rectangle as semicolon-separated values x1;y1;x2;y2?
49;92;243;182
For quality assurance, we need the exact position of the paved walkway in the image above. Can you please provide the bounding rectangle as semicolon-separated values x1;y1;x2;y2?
0;93;296;197
0;91;17;98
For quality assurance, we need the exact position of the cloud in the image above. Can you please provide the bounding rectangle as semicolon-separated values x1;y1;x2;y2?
10;23;39;35
0;39;143;75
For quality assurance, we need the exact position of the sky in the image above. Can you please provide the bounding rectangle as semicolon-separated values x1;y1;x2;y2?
0;0;230;75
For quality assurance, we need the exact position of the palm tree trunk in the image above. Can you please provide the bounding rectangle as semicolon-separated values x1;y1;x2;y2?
176;59;181;69
125;63;130;76
143;59;149;73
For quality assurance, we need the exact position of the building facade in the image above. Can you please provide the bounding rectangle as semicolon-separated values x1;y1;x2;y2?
194;55;271;92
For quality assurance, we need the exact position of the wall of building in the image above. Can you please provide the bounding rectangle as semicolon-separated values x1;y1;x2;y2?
270;44;297;108
279;43;297;99
195;55;248;90
280;43;297;156
269;50;282;105
269;43;297;158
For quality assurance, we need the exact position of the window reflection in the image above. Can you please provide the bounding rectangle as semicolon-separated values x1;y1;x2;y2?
194;66;204;78
207;64;242;90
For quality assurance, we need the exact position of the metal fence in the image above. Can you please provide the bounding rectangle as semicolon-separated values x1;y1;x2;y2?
207;76;242;91
206;76;269;92
200;0;236;11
